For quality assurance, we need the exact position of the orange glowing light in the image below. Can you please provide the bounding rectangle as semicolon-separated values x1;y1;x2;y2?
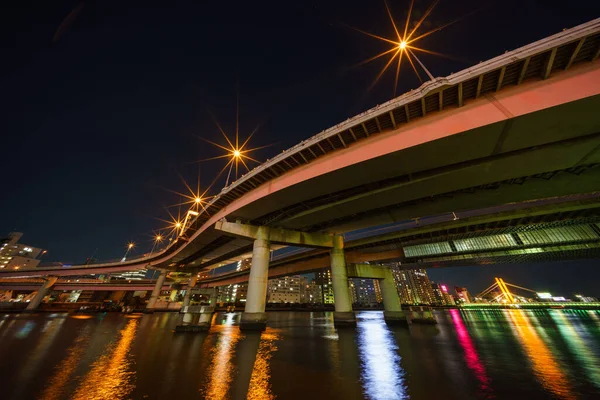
197;95;272;187
351;0;471;95
72;320;138;399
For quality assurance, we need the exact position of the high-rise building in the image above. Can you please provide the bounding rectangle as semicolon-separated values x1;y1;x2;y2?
0;232;45;270
217;283;248;303
305;281;322;304
390;264;435;305
315;269;335;304
431;282;456;306
267;275;307;303
349;278;381;306
455;286;472;304
112;270;147;280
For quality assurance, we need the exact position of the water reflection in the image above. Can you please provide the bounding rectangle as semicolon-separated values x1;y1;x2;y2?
72;319;139;400
356;312;406;400
549;311;600;389
247;329;280;400
1;310;599;399
40;325;92;400
505;310;573;399
449;309;492;397
201;323;242;399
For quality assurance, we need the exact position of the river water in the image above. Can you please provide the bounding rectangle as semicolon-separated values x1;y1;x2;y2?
1;309;599;399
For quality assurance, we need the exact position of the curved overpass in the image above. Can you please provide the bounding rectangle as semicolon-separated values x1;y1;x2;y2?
3;19;600;278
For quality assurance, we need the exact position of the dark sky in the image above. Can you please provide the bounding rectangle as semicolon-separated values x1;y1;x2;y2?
1;1;599;294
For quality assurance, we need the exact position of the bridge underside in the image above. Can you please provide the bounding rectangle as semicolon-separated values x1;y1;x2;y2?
173;65;600;271
2;29;599;278
196;199;600;286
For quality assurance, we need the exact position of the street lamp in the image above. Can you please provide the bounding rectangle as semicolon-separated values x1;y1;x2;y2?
150;234;163;255
121;242;135;262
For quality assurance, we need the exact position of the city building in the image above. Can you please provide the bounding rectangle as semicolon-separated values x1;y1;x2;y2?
0;232;45;270
431;282;456;306
349;278;381;306
455;286;472;304
111;269;147;280
217;284;248;303
574;294;597;302
305;280;322;304
390;264;435;304
267;275;307;303
315;269;335;304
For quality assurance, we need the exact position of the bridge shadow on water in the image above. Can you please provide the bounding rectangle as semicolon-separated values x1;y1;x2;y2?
1;309;600;399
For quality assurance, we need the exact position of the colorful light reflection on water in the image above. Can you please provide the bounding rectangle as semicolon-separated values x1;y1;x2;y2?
0;310;599;399
357;312;407;399
449;308;493;397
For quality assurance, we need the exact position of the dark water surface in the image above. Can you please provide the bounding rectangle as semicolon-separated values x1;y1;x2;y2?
1;309;599;399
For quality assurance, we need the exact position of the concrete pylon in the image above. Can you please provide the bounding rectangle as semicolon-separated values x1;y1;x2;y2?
182;275;198;309
145;269;167;312
209;287;218;306
380;269;407;325
240;226;270;331
25;276;58;312
330;235;356;327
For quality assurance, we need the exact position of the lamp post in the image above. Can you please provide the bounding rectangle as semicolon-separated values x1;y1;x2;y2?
121;242;134;262
150;235;163;256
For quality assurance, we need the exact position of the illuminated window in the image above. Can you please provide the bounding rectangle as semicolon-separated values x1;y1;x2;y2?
454;234;516;252
404;242;452;257
518;225;597;245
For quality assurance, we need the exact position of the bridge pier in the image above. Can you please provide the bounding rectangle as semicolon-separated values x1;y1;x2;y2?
176;305;215;333
145;270;167;313
25;276;58;312
240;227;270;331
331;235;356;327
181;275;198;309
380;269;407;325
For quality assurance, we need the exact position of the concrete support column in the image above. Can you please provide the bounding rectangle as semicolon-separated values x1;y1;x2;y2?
182;275;198;309
209;288;218;306
240;227;270;331
145;270;167;312
25;276;58;312
330;235;355;327
380;269;407;325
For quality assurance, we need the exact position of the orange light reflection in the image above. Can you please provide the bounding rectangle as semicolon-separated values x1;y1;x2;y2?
505;310;573;399
72;319;139;400
247;329;280;400
40;326;92;400
202;325;242;400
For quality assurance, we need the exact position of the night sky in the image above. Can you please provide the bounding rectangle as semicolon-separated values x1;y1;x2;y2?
2;1;599;295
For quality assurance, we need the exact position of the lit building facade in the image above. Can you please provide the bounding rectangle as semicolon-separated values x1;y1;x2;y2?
455;286;472;304
0;232;45;270
217;284;248;303
111;270;147;280
267;275;307;303
349;278;382;306
315;269;335;304
390;264;435;305
431;282;455;306
305;281;322;304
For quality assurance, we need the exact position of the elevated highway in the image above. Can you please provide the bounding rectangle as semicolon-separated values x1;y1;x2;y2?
0;279;177;292
2;20;600;327
194;194;600;286
2;19;599;280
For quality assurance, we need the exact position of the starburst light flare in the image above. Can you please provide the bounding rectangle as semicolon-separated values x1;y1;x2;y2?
352;0;467;96
156;207;185;240
165;171;215;216
197;95;272;187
